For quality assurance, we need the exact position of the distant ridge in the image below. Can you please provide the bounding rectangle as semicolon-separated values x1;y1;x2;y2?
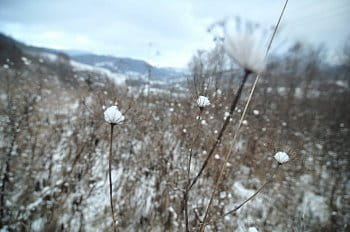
0;33;186;81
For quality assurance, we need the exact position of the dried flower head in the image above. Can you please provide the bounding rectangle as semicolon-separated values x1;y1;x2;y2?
197;96;210;108
274;151;290;164
224;18;271;74
104;105;125;124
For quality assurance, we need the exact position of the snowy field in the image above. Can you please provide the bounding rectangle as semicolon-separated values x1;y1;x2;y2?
0;37;349;231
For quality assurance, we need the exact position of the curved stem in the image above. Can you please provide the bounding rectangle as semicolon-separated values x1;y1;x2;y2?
109;124;117;232
202;165;280;227
224;165;279;216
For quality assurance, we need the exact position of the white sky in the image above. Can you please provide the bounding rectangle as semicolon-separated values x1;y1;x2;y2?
0;0;349;68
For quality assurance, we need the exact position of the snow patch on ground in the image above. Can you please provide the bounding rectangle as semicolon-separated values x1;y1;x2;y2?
335;80;348;88
70;60;126;85
298;191;330;224
233;182;255;198
39;52;58;62
31;218;45;232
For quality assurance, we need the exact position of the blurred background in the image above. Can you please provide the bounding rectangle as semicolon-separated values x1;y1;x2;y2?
0;0;349;231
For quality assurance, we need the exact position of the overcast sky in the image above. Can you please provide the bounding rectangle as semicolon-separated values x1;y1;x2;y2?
1;0;349;68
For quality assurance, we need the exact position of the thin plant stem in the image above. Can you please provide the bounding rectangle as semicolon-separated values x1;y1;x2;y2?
188;110;203;180
184;109;203;232
203;165;280;227
184;191;189;232
223;165;280;216
266;0;289;53
198;1;289;230
109;124;117;232
198;69;253;231
189;70;251;191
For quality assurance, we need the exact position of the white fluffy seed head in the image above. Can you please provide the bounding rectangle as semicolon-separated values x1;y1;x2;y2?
104;105;125;124
274;151;290;164
197;96;210;108
224;18;271;74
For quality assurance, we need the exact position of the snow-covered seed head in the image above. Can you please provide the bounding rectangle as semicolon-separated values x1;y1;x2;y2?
104;106;125;125
224;18;270;74
274;151;290;164
197;96;210;108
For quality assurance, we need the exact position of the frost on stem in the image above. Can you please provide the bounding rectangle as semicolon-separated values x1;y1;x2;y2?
197;96;210;108
224;18;271;74
104;106;125;124
274;151;290;164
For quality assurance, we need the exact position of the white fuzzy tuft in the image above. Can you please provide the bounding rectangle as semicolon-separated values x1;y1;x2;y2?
274;151;290;164
224;19;270;74
197;96;210;108
104;106;125;124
